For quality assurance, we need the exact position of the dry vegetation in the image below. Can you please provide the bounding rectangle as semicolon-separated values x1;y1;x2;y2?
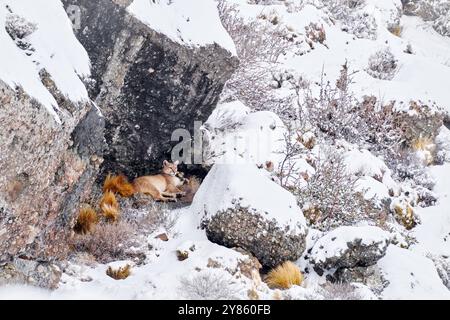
71;221;135;263
106;264;131;280
73;205;98;234
100;190;120;221
264;261;303;289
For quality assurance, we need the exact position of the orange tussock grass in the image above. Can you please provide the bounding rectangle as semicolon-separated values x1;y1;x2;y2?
265;261;304;289
106;264;131;280
74;205;98;234
100;191;120;221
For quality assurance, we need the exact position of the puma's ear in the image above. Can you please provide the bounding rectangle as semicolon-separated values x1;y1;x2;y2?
174;160;179;165
163;160;169;166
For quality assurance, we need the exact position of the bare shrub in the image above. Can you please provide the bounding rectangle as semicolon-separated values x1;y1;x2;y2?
276;122;307;188
320;282;364;300
71;221;135;263
295;150;380;231
295;63;370;144
217;0;294;111
179;271;241;300
121;199;179;234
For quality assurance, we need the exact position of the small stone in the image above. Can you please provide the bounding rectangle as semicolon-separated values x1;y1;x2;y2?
176;250;189;261
155;233;169;241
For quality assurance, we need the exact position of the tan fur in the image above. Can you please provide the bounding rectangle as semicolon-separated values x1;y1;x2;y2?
133;160;185;202
103;161;185;203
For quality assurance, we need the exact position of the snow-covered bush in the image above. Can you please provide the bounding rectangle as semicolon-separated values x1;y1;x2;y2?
341;11;378;40
121;199;178;234
322;0;378;39
388;151;435;191
179;271;241;299
366;48;398;80
426;254;450;290
4;13;37;51
434;11;450;37
296;150;380;231
403;0;450;36
5;13;37;40
320;282;364;300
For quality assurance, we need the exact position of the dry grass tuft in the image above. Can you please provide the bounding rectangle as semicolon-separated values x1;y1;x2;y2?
394;203;416;230
106;264;131;280
411;136;435;152
389;25;403;37
265;261;303;289
100;191;120;221
103;174;134;197
74;205;98;234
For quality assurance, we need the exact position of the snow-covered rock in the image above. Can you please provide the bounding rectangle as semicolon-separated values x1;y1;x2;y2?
191;164;308;268
202;101;287;168
310;226;391;275
0;0;90;122
127;0;236;54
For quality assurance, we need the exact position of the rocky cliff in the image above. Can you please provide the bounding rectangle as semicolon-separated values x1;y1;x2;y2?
0;0;237;287
62;0;238;178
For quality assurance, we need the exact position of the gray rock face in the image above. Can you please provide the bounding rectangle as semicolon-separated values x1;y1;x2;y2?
0;77;105;263
330;265;388;295
0;258;62;289
62;0;238;178
310;226;390;276
203;207;307;268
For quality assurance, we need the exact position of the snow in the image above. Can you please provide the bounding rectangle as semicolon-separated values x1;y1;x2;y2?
355;176;390;201
412;164;450;257
190;164;307;234
310;226;391;264
0;0;90;123
344;149;388;178
378;245;450;300
272;4;450;112
203;101;287;167
127;0;237;55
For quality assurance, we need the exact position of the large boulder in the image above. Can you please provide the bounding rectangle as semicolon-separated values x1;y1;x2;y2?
0;1;105;266
191;164;308;268
62;0;238;178
310;226;391;275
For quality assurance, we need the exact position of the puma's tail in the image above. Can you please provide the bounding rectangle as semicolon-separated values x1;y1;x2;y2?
103;174;135;197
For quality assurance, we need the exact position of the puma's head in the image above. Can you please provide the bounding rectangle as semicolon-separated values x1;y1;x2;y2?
162;160;179;176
